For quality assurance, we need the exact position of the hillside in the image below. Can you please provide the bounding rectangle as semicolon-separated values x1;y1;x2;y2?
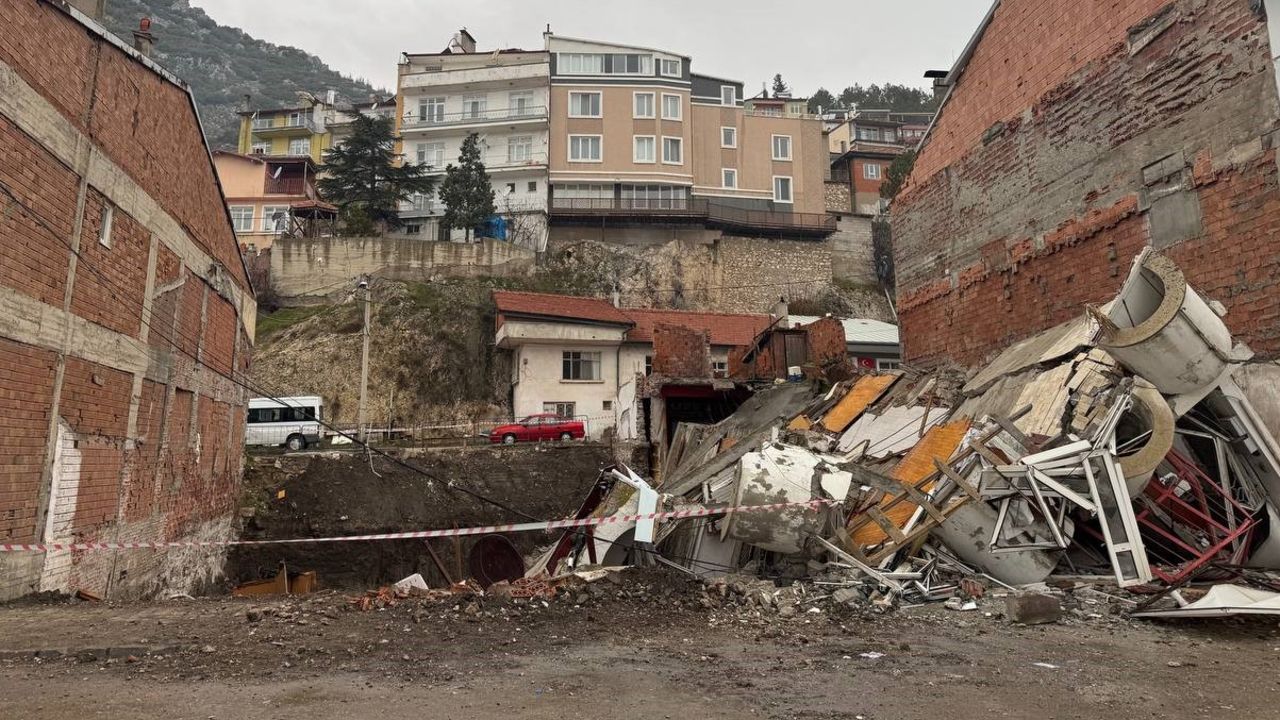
101;0;382;150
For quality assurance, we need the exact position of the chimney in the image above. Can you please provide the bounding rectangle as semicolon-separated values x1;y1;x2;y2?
325;89;337;105
132;17;154;57
450;28;476;53
772;296;789;320
924;70;950;101
67;0;106;21
239;93;252;112
610;288;621;308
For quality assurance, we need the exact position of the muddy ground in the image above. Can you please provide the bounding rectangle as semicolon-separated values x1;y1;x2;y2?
3;568;1279;720
228;443;614;589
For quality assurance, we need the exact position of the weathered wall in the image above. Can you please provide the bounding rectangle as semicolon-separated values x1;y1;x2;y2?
828;215;877;286
825;181;852;213
893;0;1280;367
713;236;833;313
271;236;537;299
652;324;712;378
0;1;253;600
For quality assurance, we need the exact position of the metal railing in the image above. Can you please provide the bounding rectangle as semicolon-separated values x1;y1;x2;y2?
413;151;548;173
251;116;318;133
549;197;837;233
402;105;548;129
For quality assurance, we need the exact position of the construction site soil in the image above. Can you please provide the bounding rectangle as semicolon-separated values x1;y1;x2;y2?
228;444;615;589
2;568;1278;719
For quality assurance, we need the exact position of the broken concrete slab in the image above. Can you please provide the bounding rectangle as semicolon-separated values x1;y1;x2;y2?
1006;593;1062;625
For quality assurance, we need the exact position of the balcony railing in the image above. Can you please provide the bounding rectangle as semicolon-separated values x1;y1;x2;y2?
264;177;306;195
549;197;837;235
414;151;548;173
402;105;547;130
251;116;318;134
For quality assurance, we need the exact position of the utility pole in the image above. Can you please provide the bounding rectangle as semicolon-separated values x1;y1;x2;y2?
357;277;371;443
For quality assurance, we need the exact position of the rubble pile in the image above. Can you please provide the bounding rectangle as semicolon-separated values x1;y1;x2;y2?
515;250;1280;620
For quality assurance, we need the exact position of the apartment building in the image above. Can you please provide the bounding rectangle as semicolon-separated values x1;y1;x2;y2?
743;93;810;118
395;30;551;247
827;109;933;215
212;152;333;251
545;33;833;242
236;91;395;164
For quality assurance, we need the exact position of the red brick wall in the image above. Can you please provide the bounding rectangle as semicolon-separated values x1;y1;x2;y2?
802;317;848;368
203;294;237;377
0;338;57;543
60;357;131;532
893;0;1279;367
0;115;76;307
652;324;712;378
71;189;148;337
852;159;887;196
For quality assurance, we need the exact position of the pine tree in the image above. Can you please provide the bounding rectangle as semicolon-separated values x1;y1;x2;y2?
438;133;496;241
808;88;836;114
316;115;434;234
771;74;790;96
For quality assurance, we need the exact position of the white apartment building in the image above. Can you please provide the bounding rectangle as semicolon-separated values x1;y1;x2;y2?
396;30;550;249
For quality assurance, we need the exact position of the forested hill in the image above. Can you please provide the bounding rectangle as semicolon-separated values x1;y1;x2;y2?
101;0;383;150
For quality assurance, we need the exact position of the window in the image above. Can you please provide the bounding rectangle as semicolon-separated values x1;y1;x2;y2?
881;127;896;142
568;92;602;117
508;90;535;116
462;94;487;119
560;52;653;75
839;140;847;152
505;183;516;193
773;176;793;203
229;206;254;233
658;58;681;77
555;183;610;200
856;127;877;141
97;203;114;248
408;192;434;213
558;52;605;74
418;97;445;124
416;142;445;168
771;135;792;161
721;127;737;148
644;356;653;375
720;85;736;106
633;92;655;119
249;406;315;424
251;116;271;129
250;140;271;155
876;359;901;371
288;137;311;156
661;94;682;120
722;168;737;189
712;360;728;378
562;351;601;381
260;205;289;233
622;184;688;209
285;111;304;127
508;135;533;163
633;135;655;163
603;400;613;411
863;162;881;180
568;135;602;162
662;137;683;164
527;181;538;192
543;401;577;418
405;223;421;235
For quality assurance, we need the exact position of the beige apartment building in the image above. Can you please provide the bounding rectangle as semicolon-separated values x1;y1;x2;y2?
544;33;832;242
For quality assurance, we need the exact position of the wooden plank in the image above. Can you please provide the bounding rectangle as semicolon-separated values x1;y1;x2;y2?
934;459;981;501
866;506;908;544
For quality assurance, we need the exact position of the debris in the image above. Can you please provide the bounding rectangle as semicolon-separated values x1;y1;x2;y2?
1131;585;1280;619
1032;662;1059;669
393;574;429;594
944;597;977;612
1005;593;1062;625
74;589;101;603
232;566;317;597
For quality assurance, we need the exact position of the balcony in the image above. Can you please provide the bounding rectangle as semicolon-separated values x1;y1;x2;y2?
264;177;307;195
251;117;318;136
415;151;548;174
549;197;837;237
401;105;547;132
401;62;549;91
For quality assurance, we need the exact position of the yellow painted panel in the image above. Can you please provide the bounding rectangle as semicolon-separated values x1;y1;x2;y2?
787;415;812;431
820;374;898;433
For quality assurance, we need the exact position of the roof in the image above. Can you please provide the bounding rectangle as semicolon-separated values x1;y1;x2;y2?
625;308;771;347
917;0;1002;152
788;315;900;345
492;290;772;346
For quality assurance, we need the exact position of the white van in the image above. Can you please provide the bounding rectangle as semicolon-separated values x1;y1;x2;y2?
246;396;324;451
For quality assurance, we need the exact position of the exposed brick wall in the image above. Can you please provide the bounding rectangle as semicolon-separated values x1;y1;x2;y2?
0;338;57;543
0;115;76;307
894;0;1279;366
652;324;712;378
803;317;848;368
203;294;237;377
71;189;148;337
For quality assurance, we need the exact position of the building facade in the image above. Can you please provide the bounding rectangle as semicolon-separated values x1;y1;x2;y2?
236;91;396;164
395;31;551;247
826;109;933;215
893;0;1280;368
1;1;256;600
213;152;330;252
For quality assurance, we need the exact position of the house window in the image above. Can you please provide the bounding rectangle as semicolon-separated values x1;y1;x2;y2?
462;94;487;119
508;135;533;163
418;97;445;124
508;90;535;116
558;53;606;74
721;127;737;148
720;86;736;106
839;140;847;152
662;137;683;164
260;205;289;232
527;181;538;192
505;183;516;193
417;142;445;168
864;162;881;180
285;111;304;127
603;400;613;411
569;92;602;117
876;359;901;370
856;127;877;141
543;401;577;418
405;224;422;235
251;116;271;129
881;127;896;142
555;183;611;199
712;360;728;378
229;206;254;233
771;135;792;161
288;137;311;156
97;203;114;248
644;355;653;375
661;94;682;120
408;192;434;213
773;176;793;203
722;168;737;188
562;351;601;381
622;184;687;209
634;135;656;163
250;140;271;154
568;135;602;162
634;92;655;119
658;58;681;77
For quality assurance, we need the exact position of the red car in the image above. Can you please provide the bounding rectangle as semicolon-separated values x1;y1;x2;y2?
490;414;585;444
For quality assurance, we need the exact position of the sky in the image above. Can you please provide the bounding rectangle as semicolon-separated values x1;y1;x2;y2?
189;0;993;96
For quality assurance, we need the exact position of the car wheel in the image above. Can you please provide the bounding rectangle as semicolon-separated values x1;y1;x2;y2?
285;434;307;452
502;433;517;445
559;432;573;442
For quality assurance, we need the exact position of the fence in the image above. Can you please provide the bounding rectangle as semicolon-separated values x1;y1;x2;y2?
549;197;838;234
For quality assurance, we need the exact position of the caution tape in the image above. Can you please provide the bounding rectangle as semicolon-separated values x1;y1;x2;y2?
0;498;835;553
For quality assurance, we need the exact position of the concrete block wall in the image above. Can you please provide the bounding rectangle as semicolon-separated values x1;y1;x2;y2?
893;0;1280;367
0;0;254;601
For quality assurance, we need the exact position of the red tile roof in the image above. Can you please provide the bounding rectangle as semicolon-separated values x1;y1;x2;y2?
492;291;773;347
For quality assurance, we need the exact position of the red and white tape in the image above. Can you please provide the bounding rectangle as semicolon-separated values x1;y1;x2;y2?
0;499;834;553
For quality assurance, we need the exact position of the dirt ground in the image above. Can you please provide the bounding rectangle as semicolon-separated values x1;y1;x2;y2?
3;569;1279;720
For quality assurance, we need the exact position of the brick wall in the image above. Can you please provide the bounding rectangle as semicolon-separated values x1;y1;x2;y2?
893;0;1280;366
803;317;848;369
652;324;712;378
0;1;254;600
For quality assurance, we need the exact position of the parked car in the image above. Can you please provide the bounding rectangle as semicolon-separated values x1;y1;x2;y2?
489;414;585;444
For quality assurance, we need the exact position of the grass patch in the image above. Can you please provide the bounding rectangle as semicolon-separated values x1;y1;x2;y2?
256;305;328;340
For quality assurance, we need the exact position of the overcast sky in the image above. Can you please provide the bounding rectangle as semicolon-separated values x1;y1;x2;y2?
189;0;992;95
